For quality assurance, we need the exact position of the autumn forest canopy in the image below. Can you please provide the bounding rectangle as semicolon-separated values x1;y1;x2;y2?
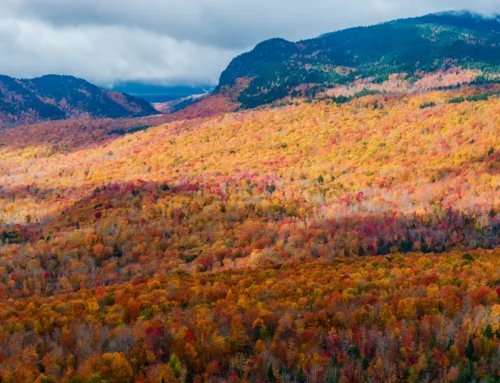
0;9;500;383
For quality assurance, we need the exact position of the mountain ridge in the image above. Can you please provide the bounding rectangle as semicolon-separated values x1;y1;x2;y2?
0;74;158;127
215;11;500;108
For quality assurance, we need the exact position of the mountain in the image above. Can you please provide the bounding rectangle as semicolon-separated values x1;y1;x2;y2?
107;82;213;103
4;9;500;382
216;11;500;107
0;74;158;126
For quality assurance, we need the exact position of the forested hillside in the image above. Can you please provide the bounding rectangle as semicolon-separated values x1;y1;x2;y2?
216;11;500;108
0;75;158;126
0;84;499;381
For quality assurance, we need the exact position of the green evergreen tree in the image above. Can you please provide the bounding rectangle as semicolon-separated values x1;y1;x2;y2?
267;364;276;383
484;324;494;339
466;338;475;360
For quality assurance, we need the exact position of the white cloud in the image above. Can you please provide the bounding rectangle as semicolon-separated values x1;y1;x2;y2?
0;18;238;85
1;0;500;85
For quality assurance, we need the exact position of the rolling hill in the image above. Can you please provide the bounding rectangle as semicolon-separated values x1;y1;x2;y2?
216;11;500;107
0;74;158;126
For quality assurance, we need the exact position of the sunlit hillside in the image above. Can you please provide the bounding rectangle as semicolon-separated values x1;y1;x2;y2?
1;86;499;287
0;86;500;381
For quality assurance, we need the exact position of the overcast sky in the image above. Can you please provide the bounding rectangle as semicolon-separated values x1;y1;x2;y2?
1;0;500;87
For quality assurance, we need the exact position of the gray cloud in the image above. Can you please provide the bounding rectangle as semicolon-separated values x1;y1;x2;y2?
1;0;500;86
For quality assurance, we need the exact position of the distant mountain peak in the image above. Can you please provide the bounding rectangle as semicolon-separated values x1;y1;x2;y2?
107;81;214;103
253;38;295;50
0;74;158;126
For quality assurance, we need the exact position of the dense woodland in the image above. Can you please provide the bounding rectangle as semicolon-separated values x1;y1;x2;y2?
0;84;499;381
2;250;500;383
